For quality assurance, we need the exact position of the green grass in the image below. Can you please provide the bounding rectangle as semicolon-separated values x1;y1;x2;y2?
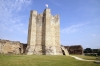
0;55;99;66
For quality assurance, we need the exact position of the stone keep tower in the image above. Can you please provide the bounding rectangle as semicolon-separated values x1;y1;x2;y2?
26;8;63;55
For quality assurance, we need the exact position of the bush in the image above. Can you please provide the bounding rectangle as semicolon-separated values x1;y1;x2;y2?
97;51;100;56
85;53;97;56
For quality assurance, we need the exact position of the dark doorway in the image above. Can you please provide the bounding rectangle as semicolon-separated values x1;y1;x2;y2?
19;48;21;53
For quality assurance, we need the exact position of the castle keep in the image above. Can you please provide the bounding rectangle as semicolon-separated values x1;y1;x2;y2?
26;8;63;55
0;8;69;55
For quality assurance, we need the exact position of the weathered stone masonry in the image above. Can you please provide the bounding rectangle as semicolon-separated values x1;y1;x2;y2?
26;8;63;55
0;39;27;54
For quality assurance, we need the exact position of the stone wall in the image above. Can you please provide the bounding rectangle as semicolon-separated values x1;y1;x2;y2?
0;39;27;54
20;43;27;54
64;45;83;55
26;8;63;55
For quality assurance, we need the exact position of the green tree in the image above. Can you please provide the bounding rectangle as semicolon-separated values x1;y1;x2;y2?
84;48;92;53
97;49;100;56
92;49;98;53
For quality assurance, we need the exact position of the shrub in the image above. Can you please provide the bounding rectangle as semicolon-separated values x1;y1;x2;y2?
85;53;97;56
97;50;100;56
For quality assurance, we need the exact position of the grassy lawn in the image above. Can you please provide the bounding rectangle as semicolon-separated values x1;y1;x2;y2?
71;55;100;60
0;55;99;66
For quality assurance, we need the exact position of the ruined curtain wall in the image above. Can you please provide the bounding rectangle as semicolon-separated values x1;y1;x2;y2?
0;39;21;54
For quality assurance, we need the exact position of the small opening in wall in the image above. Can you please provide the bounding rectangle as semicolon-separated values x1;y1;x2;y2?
19;48;21;53
62;50;65;55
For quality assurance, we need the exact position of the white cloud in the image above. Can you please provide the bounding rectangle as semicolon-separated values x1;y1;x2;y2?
99;35;100;37
0;0;32;42
91;34;97;37
61;23;85;33
49;0;61;6
0;0;32;34
91;34;100;37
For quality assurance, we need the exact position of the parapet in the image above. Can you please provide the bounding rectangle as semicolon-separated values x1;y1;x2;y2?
43;8;51;14
30;10;38;17
54;15;59;19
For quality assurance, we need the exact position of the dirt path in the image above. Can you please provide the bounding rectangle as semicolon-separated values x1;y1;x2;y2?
69;55;96;61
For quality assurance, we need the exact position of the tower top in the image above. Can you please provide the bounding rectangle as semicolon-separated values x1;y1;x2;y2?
43;8;51;14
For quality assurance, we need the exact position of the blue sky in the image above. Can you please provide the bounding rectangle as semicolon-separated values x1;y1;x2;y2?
0;0;100;49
